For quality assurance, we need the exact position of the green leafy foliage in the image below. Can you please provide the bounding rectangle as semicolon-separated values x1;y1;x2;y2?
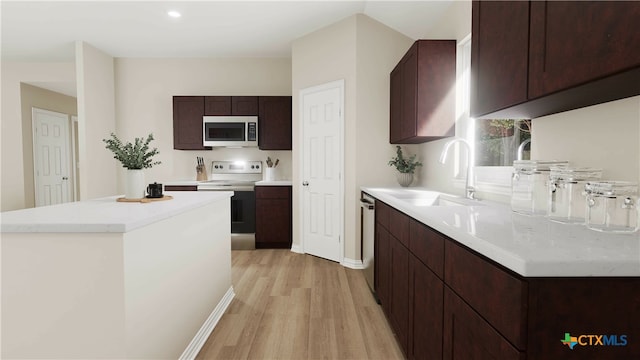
103;133;161;169
388;146;422;174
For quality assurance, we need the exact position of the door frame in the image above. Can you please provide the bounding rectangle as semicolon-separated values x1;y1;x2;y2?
32;107;74;206
298;79;345;263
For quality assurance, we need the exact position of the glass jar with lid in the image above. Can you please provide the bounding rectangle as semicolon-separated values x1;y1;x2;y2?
511;160;568;216
584;181;638;233
548;167;602;224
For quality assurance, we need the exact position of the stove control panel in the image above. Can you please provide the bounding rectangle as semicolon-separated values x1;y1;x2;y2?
211;161;262;174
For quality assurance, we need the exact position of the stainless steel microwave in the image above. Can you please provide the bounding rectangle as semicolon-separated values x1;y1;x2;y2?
203;116;258;147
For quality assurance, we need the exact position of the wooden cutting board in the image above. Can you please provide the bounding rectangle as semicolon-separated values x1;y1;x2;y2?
117;195;173;203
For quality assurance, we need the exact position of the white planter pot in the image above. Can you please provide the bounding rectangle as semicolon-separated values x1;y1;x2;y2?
125;169;145;199
396;172;414;187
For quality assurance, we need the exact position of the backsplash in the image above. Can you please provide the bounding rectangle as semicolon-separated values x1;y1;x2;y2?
152;148;292;184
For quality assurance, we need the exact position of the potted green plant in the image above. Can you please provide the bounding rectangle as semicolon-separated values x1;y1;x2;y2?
388;145;422;187
103;133;161;199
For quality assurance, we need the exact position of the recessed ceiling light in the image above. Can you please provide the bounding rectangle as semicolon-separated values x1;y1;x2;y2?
167;10;181;18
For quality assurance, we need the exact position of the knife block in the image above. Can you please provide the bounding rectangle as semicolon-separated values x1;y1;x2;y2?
196;165;208;181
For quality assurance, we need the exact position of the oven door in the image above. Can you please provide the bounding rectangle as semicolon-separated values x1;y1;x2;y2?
231;190;255;234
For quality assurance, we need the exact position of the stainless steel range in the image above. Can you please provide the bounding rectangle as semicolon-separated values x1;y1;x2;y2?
197;160;262;250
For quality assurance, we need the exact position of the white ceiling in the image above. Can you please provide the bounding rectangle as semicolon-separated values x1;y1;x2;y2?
2;0;453;96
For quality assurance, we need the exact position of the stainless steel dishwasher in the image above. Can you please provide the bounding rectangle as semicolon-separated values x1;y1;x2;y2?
360;192;377;301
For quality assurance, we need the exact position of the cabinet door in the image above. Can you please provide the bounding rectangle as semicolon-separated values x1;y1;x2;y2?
173;96;208;150
255;186;291;249
375;223;391;313
258;96;292;150
204;96;231;115
232;96;259;116
389;235;409;355
399;43;418;142
444;287;524;360
528;1;640;99
389;63;403;143
408;254;443;360
470;1;529;118
390;40;456;143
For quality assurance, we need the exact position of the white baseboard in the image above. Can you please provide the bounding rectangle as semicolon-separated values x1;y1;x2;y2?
290;243;304;254
179;286;235;360
341;257;364;269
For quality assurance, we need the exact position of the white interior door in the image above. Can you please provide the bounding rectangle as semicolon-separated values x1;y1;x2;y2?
32;108;71;207
300;80;344;262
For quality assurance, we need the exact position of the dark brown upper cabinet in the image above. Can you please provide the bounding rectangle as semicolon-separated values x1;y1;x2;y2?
471;1;640;119
390;40;456;144
175;95;289;150
231;96;259;115
470;1;529;119
204;96;258;116
258;96;292;150
173;96;209;150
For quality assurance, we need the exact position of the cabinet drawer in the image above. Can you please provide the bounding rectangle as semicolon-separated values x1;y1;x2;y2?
165;185;197;191
409;219;444;279
389;207;410;247
445;240;527;350
255;186;290;199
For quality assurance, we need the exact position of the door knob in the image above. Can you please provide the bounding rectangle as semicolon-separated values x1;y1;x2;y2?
302;181;309;186
62;176;69;180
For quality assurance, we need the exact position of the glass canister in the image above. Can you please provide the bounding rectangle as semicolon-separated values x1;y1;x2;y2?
548;167;602;224
584;181;639;233
511;160;568;216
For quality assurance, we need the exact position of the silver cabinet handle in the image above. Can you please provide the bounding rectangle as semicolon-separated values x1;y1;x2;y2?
302;181;309;186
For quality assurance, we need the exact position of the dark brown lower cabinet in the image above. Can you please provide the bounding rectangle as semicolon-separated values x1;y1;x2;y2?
372;197;640;360
408;254;443;360
389;236;410;354
164;185;197;191
443;287;524;360
255;186;291;249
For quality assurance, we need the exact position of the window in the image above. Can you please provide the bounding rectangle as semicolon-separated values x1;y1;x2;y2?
475;119;531;166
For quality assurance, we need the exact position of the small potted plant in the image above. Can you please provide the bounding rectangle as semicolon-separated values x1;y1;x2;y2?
103;133;161;199
388;145;422;187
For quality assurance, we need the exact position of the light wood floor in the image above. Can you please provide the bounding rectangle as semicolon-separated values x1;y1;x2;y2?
196;249;404;360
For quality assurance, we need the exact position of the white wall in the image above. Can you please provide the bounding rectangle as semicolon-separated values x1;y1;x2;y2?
532;96;640;182
354;15;415;259
1;62;76;211
114;58;292;189
292;14;413;262
413;0;472;196
75;41;118;200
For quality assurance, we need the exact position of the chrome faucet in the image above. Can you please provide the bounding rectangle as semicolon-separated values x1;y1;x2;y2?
517;138;531;161
439;138;475;200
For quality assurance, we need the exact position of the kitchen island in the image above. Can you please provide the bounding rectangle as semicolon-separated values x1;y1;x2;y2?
1;191;234;359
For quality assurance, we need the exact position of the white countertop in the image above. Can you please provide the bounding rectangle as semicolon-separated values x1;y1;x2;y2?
362;186;640;277
256;180;292;186
1;191;233;233
166;180;293;187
